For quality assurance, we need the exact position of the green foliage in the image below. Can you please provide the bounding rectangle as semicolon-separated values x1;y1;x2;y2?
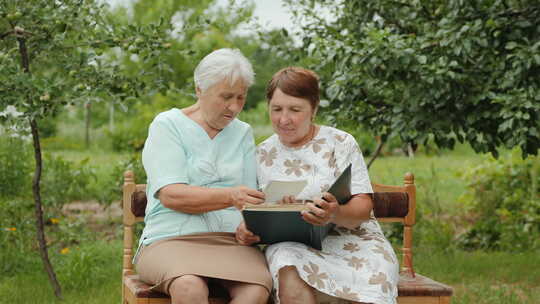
94;153;146;205
39;115;59;138
458;150;540;251
41;154;97;210
284;0;540;157
0;137;32;197
0;198;37;276
106;92;193;152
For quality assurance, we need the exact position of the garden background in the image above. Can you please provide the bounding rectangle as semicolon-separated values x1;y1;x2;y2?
1;0;539;303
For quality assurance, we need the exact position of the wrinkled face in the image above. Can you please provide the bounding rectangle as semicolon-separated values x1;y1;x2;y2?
269;88;316;147
196;79;247;130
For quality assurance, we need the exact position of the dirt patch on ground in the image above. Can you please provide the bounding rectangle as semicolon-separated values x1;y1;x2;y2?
62;200;122;220
62;200;123;239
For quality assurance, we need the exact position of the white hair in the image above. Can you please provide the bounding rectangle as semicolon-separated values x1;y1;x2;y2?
194;48;255;92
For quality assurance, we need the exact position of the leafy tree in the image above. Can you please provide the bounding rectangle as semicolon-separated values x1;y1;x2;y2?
103;1;295;152
0;0;180;297
284;0;540;158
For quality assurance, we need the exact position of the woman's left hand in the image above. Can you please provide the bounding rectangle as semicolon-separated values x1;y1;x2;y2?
301;192;339;226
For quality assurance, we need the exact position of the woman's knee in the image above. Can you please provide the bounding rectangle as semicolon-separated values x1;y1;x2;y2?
226;281;269;304
278;266;316;304
168;275;209;304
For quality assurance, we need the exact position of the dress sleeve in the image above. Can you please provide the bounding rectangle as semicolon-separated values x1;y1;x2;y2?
341;133;373;194
142;116;189;200
242;126;258;190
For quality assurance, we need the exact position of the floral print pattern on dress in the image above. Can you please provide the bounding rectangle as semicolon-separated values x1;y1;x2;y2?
307;138;326;153
343;242;360;253
334;134;346;143
259;146;277;166
322;150;337;169
284;159;311;177
334;286;359;301
303;262;328;289
372;244;395;263
345;256;368;270
369;272;392;294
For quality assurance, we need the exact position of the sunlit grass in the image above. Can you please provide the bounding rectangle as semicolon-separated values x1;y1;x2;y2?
0;240;122;304
413;247;540;304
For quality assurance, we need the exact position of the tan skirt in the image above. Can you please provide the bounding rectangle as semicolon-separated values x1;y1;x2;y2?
135;232;272;295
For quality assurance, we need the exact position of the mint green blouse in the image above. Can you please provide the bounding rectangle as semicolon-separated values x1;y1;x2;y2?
139;108;257;246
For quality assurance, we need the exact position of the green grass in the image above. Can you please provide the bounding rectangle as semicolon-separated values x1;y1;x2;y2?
413;247;540;304
0;240;122;304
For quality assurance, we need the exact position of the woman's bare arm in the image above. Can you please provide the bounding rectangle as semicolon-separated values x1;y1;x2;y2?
332;193;373;229
302;193;372;229
158;183;265;214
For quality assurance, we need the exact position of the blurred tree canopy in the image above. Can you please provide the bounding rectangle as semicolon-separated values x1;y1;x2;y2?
285;0;540;157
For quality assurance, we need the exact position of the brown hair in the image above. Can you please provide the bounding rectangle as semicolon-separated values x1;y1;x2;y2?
266;67;320;109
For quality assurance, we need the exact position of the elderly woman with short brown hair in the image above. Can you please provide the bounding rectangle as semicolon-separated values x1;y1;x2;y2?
237;67;399;304
135;48;272;304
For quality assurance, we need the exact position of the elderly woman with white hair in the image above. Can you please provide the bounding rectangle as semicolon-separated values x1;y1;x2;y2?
135;48;271;304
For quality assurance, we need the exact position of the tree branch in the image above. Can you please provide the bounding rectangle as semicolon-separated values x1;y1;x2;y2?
1;30;13;40
367;136;385;169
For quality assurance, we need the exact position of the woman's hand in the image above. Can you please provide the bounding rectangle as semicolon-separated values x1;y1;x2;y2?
277;195;296;204
228;186;265;209
235;221;260;245
301;192;339;226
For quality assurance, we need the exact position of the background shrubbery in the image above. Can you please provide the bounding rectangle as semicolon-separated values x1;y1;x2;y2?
458;151;540;251
0;137;32;198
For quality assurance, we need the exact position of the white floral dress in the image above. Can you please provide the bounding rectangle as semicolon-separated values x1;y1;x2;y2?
256;126;399;304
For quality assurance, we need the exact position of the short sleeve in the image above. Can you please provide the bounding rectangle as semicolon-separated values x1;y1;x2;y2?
340;133;373;194
242;126;258;190
142;117;189;200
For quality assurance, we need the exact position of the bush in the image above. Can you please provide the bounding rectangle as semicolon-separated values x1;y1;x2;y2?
41;154;97;210
93;153;146;205
38;115;58;138
0;137;32;198
458;150;540;251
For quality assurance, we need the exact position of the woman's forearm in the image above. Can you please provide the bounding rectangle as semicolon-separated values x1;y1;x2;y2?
332;194;373;229
158;183;232;214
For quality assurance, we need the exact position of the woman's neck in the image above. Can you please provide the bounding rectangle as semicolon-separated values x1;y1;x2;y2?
182;104;222;139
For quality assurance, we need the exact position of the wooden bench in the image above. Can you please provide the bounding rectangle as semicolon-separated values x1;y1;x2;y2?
121;171;453;304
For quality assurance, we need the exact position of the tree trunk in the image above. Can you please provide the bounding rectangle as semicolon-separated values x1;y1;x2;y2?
18;35;63;299
407;143;415;158
109;101;115;132
367;136;385;170
30;119;63;299
85;101;91;148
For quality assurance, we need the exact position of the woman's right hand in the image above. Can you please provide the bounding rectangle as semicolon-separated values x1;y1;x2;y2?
235;221;260;245
228;186;265;209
